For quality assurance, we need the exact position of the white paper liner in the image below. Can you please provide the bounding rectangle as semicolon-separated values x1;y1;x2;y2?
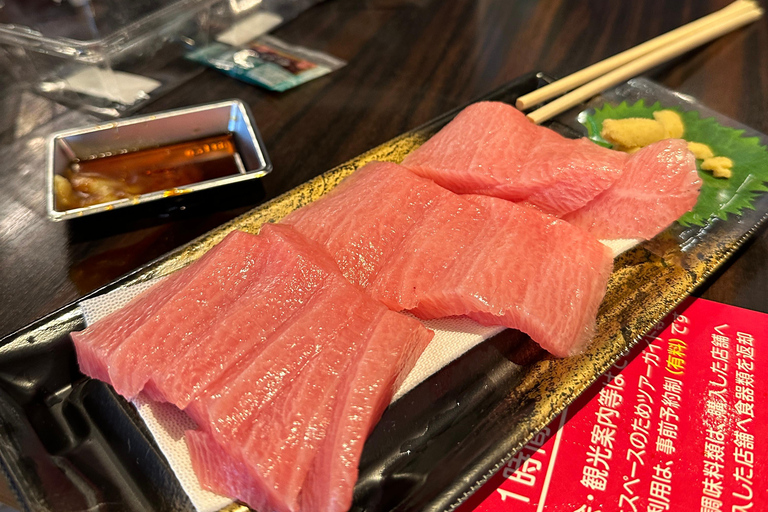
134;396;233;512
76;237;637;511
81;281;233;512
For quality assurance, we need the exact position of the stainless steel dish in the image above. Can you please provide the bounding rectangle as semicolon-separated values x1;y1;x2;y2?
46;99;271;221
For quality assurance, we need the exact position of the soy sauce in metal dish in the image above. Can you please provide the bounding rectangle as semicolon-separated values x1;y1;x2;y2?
54;133;241;211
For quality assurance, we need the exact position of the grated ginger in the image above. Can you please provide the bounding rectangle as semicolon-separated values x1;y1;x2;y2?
653;110;685;138
701;156;734;179
600;110;733;179
601;118;666;150
687;141;714;160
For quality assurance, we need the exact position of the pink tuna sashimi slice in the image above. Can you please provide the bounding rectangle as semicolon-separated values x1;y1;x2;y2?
104;230;267;400
70;230;261;387
186;224;432;512
187;428;294;511
457;195;613;356
186;308;431;512
282;161;438;288
186;429;264;506
71;271;189;384
401;101;628;216
300;310;433;512
563;139;701;240
284;161;490;309
366;194;488;311
185;309;432;512
524;133;629;216
188;282;380;512
154;230;332;409
371;193;612;356
284;161;612;356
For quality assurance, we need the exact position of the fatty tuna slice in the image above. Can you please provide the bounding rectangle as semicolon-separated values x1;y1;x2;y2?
371;193;613;356
524;132;630;216
70;230;263;388
300;309;433;512
456;195;614;356
282;161;437;288
366;194;487;311
187;307;432;512
105;230;267;400
154;230;330;409
186;429;260;506
563;139;701;239
401;101;627;216
186;224;433;512
71;271;188;384
286;161;613;356
187;280;379;512
402;102;536;198
71;221;434;512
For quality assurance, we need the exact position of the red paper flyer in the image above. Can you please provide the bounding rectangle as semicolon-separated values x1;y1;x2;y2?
461;298;766;512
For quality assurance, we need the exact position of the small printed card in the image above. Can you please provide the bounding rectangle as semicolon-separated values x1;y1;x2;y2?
188;35;345;92
461;297;766;512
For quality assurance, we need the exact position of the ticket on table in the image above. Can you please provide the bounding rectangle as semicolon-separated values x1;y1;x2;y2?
462;297;765;512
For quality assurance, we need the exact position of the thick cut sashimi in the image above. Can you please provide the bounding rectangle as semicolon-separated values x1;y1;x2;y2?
282;161;438;288
300;310;433;512
71;220;434;512
189;282;377;512
458;195;614;356
183;287;336;511
70;230;260;386
105;230;266;400
187;310;432;512
71;271;189;383
367;195;487;311
155;232;330;409
184;224;433;512
401;101;627;216
563;139;701;239
241;297;382;512
402;102;537;198
524;133;629;215
186;429;264;506
373;193;613;356
285;161;612;356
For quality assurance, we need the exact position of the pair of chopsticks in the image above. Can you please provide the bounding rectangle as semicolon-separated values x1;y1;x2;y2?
519;0;764;125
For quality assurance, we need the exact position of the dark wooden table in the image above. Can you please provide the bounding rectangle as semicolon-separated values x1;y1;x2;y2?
0;0;766;506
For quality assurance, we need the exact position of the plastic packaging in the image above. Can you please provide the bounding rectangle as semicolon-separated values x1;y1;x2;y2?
0;0;221;117
0;0;327;116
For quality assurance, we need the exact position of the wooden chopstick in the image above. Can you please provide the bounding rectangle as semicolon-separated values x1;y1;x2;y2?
517;0;759;112
518;0;761;112
525;3;763;125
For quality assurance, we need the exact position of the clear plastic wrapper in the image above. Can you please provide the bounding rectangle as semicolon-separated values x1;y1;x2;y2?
0;0;327;116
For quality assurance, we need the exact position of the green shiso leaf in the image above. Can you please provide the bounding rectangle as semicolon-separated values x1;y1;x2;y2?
583;101;768;226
